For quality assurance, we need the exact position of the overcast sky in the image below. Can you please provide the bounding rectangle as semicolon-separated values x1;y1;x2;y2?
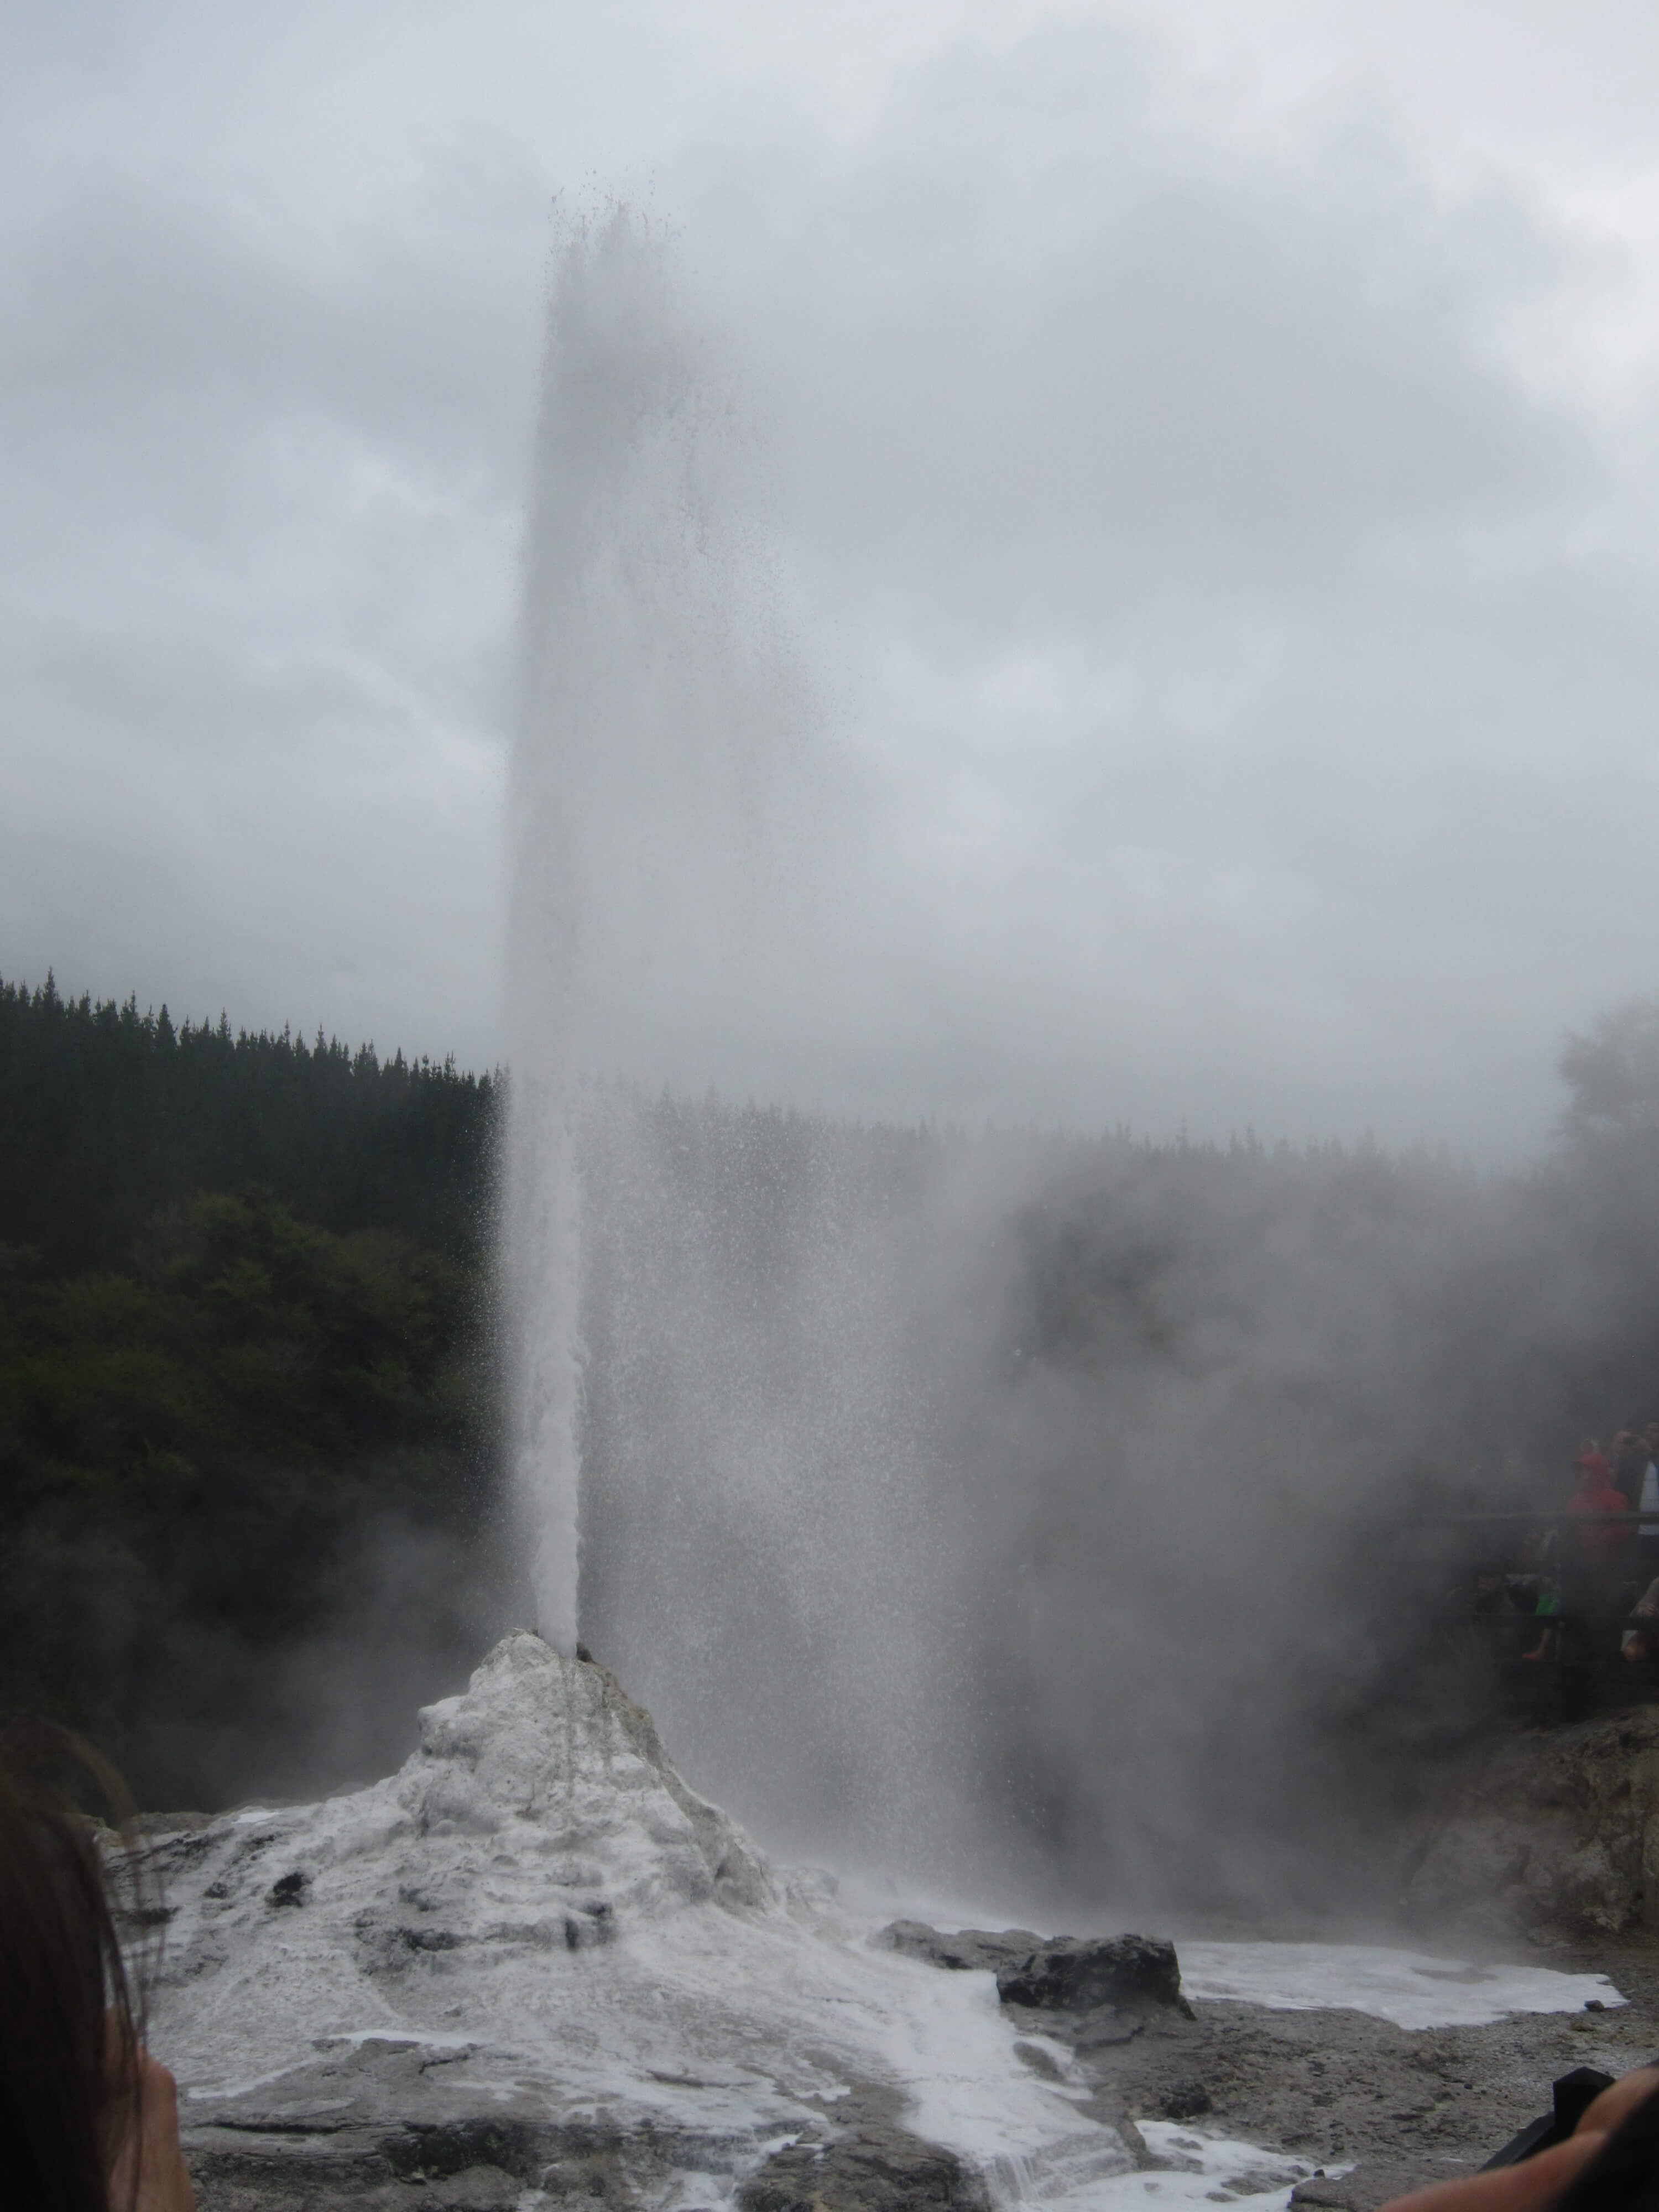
3;2;1658;1154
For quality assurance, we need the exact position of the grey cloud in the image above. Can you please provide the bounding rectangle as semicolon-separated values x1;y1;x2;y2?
0;142;531;1057
696;29;1592;639
615;25;1659;1148
0;618;502;1061
1;4;1656;1155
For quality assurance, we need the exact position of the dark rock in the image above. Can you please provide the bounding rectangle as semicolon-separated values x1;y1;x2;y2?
877;1920;1184;2022
265;1872;307;1909
1012;2039;1067;2080
1072;2006;1145;2050
179;2043;991;2212
995;1933;1182;2015
874;1920;1042;1974
564;1901;615;1948
1291;2160;1434;2212
187;2103;748;2210
180;2041;764;2210
1159;2082;1213;2120
737;2125;991;2211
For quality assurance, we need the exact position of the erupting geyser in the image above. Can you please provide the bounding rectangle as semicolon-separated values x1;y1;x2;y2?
504;209;787;1655
499;215;977;1864
504;215;699;1651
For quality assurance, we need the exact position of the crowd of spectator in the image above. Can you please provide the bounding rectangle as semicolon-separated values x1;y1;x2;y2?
1460;1423;1659;1669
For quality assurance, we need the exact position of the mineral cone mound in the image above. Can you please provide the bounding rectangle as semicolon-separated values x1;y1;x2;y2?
141;1634;1171;2210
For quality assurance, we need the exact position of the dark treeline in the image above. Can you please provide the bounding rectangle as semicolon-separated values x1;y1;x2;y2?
0;973;496;1270
0;975;504;1811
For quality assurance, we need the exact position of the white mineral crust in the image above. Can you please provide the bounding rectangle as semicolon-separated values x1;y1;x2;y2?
145;1633;1139;2200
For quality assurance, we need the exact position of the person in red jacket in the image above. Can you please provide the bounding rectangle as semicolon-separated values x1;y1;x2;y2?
1567;1449;1631;1566
1563;1450;1634;1660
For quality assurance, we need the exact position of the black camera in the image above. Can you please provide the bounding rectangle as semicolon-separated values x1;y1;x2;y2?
1485;2067;1659;2212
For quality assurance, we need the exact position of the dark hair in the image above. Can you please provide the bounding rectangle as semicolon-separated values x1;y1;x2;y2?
0;1719;146;2210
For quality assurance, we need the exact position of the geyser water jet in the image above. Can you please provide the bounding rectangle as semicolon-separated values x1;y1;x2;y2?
504;225;987;1860
504;208;782;1653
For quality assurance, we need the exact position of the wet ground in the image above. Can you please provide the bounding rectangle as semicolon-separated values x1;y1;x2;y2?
1060;1928;1659;2211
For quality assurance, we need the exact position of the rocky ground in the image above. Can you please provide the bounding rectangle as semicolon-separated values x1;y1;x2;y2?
860;1912;1659;2212
142;1639;1659;2212
1399;1707;1659;1939
173;1919;1656;2212
1015;1931;1659;2212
